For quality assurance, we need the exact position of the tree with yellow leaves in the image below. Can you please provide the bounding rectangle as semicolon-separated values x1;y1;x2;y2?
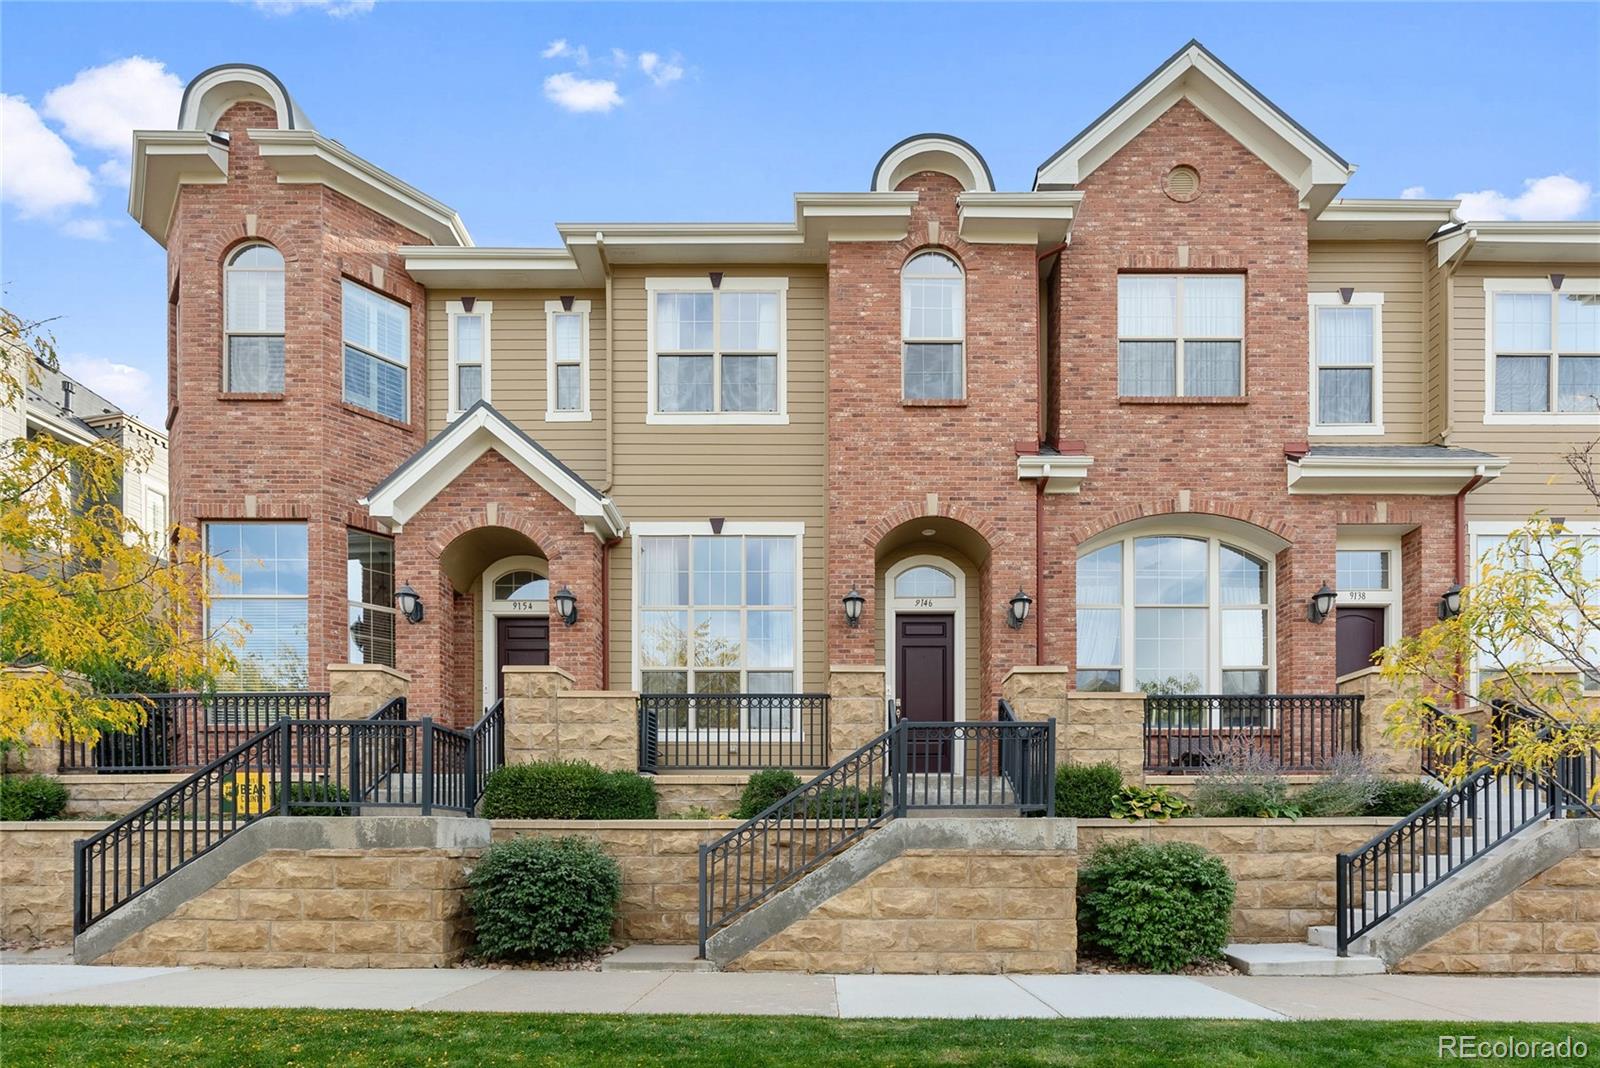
1380;441;1599;807
1;306;237;756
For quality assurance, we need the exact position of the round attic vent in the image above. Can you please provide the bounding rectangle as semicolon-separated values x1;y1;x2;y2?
1164;165;1201;202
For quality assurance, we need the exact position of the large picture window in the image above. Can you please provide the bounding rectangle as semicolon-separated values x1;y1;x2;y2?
636;530;800;726
347;530;396;668
1118;275;1245;398
1486;282;1600;421
224;243;285;394
646;278;787;423
902;251;965;401
342;280;410;422
206;522;309;689
1076;531;1272;698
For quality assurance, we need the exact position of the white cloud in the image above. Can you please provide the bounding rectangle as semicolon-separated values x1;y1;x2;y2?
97;158;131;186
0;94;96;217
638;51;684;87
540;39;587;64
60;355;161;421
1454;174;1593;222
42;57;183;154
543;73;622;114
1400;185;1428;200
610;48;630;68
251;0;375;16
543;38;570;58
62;218;114;241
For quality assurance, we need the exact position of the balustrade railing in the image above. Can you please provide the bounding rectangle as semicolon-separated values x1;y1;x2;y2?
638;693;829;771
59;692;331;773
1143;693;1362;772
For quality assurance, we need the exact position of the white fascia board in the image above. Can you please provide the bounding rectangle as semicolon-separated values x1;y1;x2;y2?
796;192;917;243
26;407;101;447
1311;198;1459;240
1286;455;1507;496
1434;222;1600;266
249;129;472;247
957;191;1081;246
558;221;816;264
1016;454;1094;494
127;131;230;244
400;247;596;288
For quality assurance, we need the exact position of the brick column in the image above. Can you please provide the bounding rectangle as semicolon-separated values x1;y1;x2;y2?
828;665;886;762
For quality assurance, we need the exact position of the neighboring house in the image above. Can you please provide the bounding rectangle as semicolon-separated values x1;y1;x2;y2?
126;45;1597;721
1;348;170;557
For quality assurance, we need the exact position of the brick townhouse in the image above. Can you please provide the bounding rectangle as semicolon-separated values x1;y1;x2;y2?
128;42;1598;766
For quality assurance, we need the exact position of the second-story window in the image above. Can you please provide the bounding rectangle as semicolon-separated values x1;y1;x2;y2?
647;278;787;423
1118;275;1245;398
224;243;285;394
447;299;491;416
1310;292;1383;431
546;299;590;420
902;251;965;401
1488;282;1600;420
342;280;410;422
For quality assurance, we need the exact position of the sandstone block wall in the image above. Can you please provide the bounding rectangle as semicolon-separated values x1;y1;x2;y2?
328;664;410;721
652;775;749;818
1337;667;1420;777
829;666;887;761
501;667;637;772
1060;693;1146;781
58;775;185;818
0;822;104;944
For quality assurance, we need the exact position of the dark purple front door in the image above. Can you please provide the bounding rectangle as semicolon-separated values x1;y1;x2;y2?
496;617;550;699
1335;606;1386;678
897;614;955;772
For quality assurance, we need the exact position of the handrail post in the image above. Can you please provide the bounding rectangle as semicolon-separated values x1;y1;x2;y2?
1335;854;1350;956
697;844;710;960
421;718;435;816
72;838;86;935
1046;718;1057;818
464;726;478;813
892;721;908;819
277;720;291;814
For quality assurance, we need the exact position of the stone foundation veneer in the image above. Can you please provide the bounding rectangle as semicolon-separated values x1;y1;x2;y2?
328;663;410;721
829;665;887;761
502;666;637;772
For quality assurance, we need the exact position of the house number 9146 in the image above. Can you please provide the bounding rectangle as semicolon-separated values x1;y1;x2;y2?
913;598;935;608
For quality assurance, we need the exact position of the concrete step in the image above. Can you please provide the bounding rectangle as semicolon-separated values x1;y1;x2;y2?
1224;942;1385;976
601;944;715;973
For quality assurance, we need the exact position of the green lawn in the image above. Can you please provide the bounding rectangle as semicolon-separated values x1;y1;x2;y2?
2;1008;1596;1067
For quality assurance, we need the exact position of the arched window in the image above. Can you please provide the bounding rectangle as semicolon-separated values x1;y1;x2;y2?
225;243;285;394
493;570;549;603
902;252;964;401
1076;532;1272;696
894;565;956;599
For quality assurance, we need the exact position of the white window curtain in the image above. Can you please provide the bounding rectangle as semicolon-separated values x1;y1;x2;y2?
1316;306;1375;424
225;244;285;393
901;252;965;400
1117;275;1243;397
1492;289;1600;416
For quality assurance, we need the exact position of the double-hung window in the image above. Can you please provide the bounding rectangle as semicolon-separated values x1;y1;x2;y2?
224;243;285;393
342;280;410;422
546;299;590;419
647;278;787;423
447;300;491;415
1486;280;1600;421
206;522;309;689
1118;275;1245;397
1310;292;1384;431
636;527;801;727
147;491;168;558
902;251;965;400
347;530;396;668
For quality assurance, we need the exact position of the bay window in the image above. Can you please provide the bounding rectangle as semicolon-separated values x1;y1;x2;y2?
1310;292;1383;431
646;278;787;423
206;522;309;689
1486;281;1600;420
342;280;410;422
1118;274;1245;397
447;299;491;415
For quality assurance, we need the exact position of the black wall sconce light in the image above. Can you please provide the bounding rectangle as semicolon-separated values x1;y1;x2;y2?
842;586;865;628
1338;287;1355;305
554;586;579;626
460;296;476;313
394;583;425;624
1306;582;1336;624
709;271;724;289
1551;273;1565;291
1007;589;1033;629
560;294;576;311
1437;583;1464;621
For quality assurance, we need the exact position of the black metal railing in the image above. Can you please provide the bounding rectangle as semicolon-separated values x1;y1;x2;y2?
1143;693;1362;772
697;704;1056;956
59;692;331;773
638;693;829;772
73;698;506;934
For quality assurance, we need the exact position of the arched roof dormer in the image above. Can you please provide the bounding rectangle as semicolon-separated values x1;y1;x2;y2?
178;63;315;134
871;134;994;194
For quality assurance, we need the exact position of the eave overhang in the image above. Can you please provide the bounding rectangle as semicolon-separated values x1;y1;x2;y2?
1016;453;1094;494
1433;222;1600;267
1286;452;1508;496
957;191;1082;247
127;131;230;244
1311;198;1459;241
401;247;596;289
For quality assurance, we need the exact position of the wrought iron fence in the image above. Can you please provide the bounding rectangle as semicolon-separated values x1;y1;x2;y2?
59;692;331;773
1143;693;1362;772
638;693;829;771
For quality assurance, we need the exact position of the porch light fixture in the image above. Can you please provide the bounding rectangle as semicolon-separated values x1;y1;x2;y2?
1007;589;1033;629
394;583;424;624
554;586;579;626
1306;582;1337;624
1437;583;1464;621
842;586;865;628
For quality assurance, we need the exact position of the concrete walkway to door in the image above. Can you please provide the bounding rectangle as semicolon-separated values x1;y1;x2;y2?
3;955;1596;1022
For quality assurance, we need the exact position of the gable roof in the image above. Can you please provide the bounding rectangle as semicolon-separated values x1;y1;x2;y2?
361;402;624;538
1034;39;1355;214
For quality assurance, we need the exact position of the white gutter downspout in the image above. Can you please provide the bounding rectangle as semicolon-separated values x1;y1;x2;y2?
597;231;614;493
1440;229;1477;444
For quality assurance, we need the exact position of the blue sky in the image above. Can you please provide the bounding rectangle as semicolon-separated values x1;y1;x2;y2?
3;1;1597;424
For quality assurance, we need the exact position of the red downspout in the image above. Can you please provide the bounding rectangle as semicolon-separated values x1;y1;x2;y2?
601;536;621;687
1035;479;1045;665
1452;474;1485;708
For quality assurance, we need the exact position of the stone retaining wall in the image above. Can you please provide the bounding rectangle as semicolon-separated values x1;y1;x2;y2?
652;775;748;818
0;821;104;944
58;775;186;818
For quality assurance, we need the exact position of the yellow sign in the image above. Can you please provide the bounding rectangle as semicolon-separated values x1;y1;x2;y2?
221;772;273;815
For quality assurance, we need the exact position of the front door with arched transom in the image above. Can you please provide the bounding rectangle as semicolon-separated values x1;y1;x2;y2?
886;556;963;772
483;558;550;705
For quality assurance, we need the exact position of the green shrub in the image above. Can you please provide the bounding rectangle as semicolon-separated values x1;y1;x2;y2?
1055;762;1124;818
733;769;802;819
467;836;621;962
1111;784;1191;821
283;780;353;816
1365;778;1442;817
1078;840;1235;972
0;775;69;821
1191;749;1293;818
804;784;884;820
479;761;657;820
1295;754;1381;817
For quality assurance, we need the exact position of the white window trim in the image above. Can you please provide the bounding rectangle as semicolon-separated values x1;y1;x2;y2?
1077;524;1278;697
884;554;966;728
446;299;492;419
1334;533;1403;654
341;279;411;423
480;555;548;710
1482;277;1600;426
1117;274;1247;399
1309;291;1385;435
628;521;806;707
1469;520;1600;693
545;299;591;422
346;529;398;669
148;490;169;558
223;242;284;394
901;252;967;402
644;276;790;426
203;521;310;691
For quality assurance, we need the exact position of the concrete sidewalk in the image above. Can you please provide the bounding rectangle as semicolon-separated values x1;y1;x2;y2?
2;960;1597;1022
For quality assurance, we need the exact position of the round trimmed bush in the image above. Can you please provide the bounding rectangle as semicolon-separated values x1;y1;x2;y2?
480;761;657;820
1077;840;1235;972
734;768;802;818
0;774;69;822
1055;762;1124;818
468;836;621;961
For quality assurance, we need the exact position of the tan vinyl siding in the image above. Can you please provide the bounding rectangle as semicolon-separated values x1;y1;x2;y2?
1308;241;1429;443
1425;255;1447;440
424;289;608;487
1448;263;1600;521
606;265;829;692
